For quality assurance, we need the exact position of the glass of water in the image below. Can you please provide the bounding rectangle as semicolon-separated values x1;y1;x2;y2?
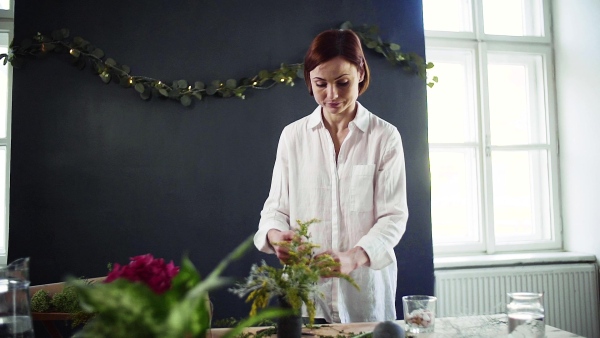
507;292;545;338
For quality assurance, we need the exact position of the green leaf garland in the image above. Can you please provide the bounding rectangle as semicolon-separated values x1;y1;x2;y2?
0;21;436;107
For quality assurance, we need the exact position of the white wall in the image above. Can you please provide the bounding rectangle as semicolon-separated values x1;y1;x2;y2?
553;0;600;264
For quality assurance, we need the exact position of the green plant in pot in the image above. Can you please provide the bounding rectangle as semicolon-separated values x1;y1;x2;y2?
230;219;359;337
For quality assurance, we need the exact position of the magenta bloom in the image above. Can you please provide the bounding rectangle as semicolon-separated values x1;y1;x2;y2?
105;254;180;294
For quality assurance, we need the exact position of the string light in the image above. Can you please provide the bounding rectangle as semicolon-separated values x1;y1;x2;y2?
5;23;428;107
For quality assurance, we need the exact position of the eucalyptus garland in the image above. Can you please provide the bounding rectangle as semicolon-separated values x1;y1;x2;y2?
0;21;435;107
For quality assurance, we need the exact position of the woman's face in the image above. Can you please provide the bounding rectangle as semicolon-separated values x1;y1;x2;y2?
309;56;364;119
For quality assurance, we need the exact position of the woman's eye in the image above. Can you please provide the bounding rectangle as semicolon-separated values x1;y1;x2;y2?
337;81;350;87
315;83;327;88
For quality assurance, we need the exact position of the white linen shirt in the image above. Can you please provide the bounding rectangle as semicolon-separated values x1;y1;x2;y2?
254;102;408;323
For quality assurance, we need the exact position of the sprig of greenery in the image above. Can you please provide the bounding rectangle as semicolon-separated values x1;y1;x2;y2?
341;21;438;88
0;22;434;107
230;219;359;325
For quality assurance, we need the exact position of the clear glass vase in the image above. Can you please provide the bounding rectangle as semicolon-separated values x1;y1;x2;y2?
0;257;34;338
507;292;545;337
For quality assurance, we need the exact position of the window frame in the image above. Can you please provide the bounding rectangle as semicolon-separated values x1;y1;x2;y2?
0;0;14;265
0;3;13;19
425;0;561;256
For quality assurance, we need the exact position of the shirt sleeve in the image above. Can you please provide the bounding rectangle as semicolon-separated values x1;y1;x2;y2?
254;130;292;253
355;129;409;270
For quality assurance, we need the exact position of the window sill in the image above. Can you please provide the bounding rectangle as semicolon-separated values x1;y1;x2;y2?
434;251;597;270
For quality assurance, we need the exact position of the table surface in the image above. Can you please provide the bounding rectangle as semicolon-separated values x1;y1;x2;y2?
207;314;584;337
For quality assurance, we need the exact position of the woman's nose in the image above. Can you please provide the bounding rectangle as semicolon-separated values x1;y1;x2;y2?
327;85;338;99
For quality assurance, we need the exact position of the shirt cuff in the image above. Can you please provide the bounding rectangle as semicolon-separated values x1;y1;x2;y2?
355;237;395;270
254;221;290;253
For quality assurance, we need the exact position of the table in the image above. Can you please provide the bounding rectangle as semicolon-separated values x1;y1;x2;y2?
32;312;71;338
207;314;584;337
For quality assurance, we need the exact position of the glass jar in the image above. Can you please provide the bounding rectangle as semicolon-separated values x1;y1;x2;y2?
506;292;545;337
0;257;34;338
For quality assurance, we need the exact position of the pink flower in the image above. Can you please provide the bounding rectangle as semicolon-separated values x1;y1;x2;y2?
105;254;180;294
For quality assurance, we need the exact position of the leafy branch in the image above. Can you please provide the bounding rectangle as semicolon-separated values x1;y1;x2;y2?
230;219;359;326
0;22;435;107
342;21;437;88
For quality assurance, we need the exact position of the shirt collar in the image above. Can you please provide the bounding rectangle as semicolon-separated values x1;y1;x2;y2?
307;102;369;132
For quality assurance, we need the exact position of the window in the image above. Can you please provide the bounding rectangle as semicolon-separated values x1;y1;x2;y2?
0;0;14;265
423;0;560;255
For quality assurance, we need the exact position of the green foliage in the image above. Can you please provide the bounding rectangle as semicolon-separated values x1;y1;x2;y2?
340;21;437;88
69;236;286;338
1;22;433;108
30;279;95;328
51;285;81;313
30;289;52;312
231;219;359;326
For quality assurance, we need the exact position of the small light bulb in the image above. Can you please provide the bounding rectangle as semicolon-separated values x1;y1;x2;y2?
158;81;162;85
253;81;258;86
128;78;133;84
188;86;192;90
280;78;285;82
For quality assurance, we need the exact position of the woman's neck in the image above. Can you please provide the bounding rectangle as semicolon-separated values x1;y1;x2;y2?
321;103;357;133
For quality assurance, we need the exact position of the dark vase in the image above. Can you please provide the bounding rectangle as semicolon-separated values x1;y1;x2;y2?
277;296;302;338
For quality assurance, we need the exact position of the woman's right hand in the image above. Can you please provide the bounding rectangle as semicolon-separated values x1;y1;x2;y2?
267;229;295;263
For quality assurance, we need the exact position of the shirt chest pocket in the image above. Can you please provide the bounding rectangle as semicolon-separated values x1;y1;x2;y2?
351;164;376;212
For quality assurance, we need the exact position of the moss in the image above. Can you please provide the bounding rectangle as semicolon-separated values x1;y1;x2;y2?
30;289;52;312
50;285;81;313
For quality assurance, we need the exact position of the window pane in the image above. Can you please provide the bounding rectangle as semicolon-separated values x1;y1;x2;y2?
487;53;547;145
427;49;477;143
482;0;544;36
0;147;5;254
492;150;551;242
430;149;480;244
0;0;9;10
423;0;473;32
0;32;8;138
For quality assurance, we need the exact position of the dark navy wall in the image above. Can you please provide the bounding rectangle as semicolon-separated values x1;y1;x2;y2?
10;0;432;322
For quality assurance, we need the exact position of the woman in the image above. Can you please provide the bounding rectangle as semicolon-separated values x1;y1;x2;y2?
253;29;408;323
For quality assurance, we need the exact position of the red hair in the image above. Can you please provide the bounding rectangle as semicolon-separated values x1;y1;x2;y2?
303;29;371;96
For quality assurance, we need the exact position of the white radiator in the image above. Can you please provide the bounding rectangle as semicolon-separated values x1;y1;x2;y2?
434;263;599;338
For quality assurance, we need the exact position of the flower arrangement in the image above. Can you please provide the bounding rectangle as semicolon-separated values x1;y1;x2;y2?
70;236;284;338
230;219;359;325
